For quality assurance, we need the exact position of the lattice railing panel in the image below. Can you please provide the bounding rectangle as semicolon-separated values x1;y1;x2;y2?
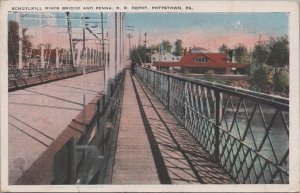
135;66;289;184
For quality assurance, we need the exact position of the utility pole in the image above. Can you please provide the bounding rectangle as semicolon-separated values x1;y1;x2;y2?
138;29;141;47
127;34;132;51
66;12;75;71
100;12;106;94
125;25;134;64
144;32;147;48
83;27;86;71
82;16;87;130
101;12;106;82
17;13;23;69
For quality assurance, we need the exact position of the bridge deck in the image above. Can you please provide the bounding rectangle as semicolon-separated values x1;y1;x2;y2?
112;71;233;184
8;71;104;184
112;71;160;184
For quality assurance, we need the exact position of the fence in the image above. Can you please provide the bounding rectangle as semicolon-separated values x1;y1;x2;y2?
136;66;289;184
51;71;124;184
8;65;102;80
8;65;103;91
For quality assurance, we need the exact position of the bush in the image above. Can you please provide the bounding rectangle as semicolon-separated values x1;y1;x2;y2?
249;63;273;93
273;70;289;93
204;70;215;81
182;68;189;75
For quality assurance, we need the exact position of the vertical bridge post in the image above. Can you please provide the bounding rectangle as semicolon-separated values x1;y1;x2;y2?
167;76;170;109
214;90;221;163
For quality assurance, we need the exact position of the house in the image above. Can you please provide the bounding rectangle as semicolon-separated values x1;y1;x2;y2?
151;50;182;63
153;52;249;74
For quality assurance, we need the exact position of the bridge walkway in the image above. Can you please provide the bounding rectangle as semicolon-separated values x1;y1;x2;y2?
112;70;233;184
9;71;104;184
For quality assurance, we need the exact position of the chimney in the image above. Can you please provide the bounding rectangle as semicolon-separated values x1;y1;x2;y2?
224;48;229;56
228;49;233;63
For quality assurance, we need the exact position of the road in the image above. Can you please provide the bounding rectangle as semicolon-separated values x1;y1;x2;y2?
8;71;104;184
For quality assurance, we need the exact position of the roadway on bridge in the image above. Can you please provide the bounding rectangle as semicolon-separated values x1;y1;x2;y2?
8;71;104;184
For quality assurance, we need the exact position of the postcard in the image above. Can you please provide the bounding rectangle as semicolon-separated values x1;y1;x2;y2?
0;0;299;192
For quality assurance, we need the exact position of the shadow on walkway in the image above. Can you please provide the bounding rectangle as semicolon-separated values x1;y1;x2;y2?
132;74;234;184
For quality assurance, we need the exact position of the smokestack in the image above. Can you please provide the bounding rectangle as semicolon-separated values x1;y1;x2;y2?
184;47;187;56
228;49;233;63
189;47;191;54
224;48;229;56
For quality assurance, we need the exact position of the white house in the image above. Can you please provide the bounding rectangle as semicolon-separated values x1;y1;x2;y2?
151;50;182;63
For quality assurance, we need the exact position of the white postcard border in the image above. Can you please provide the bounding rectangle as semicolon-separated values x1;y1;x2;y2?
0;0;299;192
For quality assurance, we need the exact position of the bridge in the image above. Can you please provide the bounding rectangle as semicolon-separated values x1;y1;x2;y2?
7;12;289;185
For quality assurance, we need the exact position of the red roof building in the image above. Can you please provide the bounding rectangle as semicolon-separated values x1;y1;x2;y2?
153;53;249;74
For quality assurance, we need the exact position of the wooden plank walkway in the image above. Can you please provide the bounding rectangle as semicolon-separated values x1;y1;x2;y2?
112;70;234;184
111;71;160;184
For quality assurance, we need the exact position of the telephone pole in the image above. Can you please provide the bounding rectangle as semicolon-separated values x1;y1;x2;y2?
144;32;147;48
127;34;133;51
17;13;23;69
66;12;75;70
138;29;141;46
100;12;106;86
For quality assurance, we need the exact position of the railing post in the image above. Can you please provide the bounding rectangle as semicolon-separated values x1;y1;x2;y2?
96;100;100;132
167;76;170;109
214;90;221;163
147;69;149;87
183;81;188;127
153;71;156;93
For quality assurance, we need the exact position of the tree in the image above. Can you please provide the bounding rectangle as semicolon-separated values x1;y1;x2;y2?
8;21;19;67
173;39;183;56
252;42;269;66
273;70;289;94
267;35;289;67
148;44;159;53
234;44;248;63
249;63;273;93
130;45;151;65
8;21;33;67
161;40;172;53
218;44;228;53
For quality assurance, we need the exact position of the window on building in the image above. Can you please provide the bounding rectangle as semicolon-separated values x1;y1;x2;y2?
164;57;166;60
153;57;155;61
195;57;208;62
172;57;174;60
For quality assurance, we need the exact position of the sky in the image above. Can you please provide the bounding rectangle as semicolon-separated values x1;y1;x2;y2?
126;13;289;51
8;12;288;52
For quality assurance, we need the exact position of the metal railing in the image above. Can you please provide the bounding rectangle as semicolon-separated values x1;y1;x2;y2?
135;66;289;184
8;65;102;80
51;71;124;184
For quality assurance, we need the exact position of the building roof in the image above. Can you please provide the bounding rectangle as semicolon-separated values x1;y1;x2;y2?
191;47;208;51
153;53;249;69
